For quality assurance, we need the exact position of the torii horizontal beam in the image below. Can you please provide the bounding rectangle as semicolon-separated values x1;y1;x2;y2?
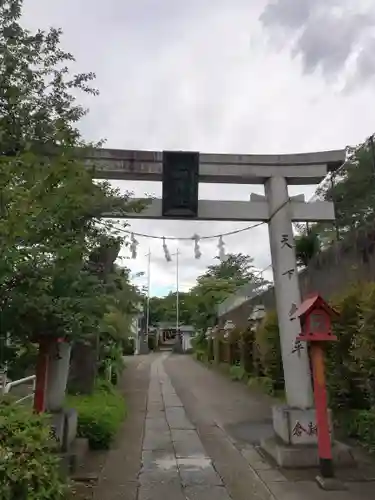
102;197;335;222
84;148;345;185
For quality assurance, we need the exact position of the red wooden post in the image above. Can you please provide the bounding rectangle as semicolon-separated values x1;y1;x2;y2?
33;338;51;413
292;294;338;479
310;343;333;478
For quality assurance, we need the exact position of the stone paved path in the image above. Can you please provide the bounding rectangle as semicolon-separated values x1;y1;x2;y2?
94;353;375;500
139;354;232;500
165;354;375;500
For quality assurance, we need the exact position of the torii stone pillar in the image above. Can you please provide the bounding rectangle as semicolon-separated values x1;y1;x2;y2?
263;176;323;464
266;176;313;408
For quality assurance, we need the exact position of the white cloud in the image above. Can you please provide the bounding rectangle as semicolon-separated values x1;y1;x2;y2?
21;0;375;296
260;0;375;87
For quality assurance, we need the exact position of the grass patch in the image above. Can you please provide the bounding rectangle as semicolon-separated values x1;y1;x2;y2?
66;379;127;450
229;363;249;382
336;409;375;454
247;376;275;396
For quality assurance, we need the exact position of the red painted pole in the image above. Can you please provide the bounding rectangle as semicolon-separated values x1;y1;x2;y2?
33;338;50;413
310;343;334;478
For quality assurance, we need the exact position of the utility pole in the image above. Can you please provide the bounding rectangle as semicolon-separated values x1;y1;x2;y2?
369;134;375;176
146;249;151;341
176;248;180;336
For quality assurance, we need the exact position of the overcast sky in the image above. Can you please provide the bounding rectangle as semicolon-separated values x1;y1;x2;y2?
22;0;375;296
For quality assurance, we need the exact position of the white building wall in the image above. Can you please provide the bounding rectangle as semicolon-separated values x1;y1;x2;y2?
182;333;193;352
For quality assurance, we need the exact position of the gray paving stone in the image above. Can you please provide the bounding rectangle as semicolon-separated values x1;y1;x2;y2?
166;408;195;430
184;485;232;500
161;381;174;388
240;446;274;471
147;394;163;402
146;411;166;421
146;405;164;413
174;442;207;459
138;469;181;486
166;407;186;419
148;384;161;392
162;388;177;395
142;430;174;451
168;417;196;430
138;483;186;500
256;468;287;483
171;429;200;442
147;398;163;405
163;396;183;407
144;417;169;433
177;457;223;486
141;450;177;472
173;438;208;458
94;482;138;500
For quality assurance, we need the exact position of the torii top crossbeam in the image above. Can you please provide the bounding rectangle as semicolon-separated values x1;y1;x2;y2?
84;148;345;185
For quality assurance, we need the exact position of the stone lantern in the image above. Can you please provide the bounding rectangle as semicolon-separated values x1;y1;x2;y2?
223;319;235;339
248;305;266;332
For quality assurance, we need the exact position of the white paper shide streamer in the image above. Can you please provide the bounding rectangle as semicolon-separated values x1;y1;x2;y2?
130;233;138;259
192;234;201;259
162;237;172;262
218;235;226;261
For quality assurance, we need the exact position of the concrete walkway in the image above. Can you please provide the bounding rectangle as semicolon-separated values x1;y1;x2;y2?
165;354;375;500
139;355;231;500
93;353;375;500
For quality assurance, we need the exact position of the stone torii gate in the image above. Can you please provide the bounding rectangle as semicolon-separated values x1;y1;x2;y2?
87;147;344;463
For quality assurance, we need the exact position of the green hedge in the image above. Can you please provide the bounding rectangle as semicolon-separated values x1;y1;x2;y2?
229;363;248;382
0;398;68;500
337;409;375;454
247;376;275;396
66;380;127;450
255;310;284;389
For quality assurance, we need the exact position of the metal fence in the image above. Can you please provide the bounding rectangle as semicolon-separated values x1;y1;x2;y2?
1;375;36;405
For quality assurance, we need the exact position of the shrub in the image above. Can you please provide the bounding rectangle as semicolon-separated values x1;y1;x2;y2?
122;336;135;356
98;342;127;387
327;283;375;411
229;363;248;381
217;362;231;375
248;376;275;396
337;409;375;454
66;381;127;450
191;330;208;354
255;311;284;390
0;399;68;500
239;327;256;374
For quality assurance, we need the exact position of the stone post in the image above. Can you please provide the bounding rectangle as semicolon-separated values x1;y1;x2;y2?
46;340;78;452
213;335;220;365
264;176;317;455
46;341;72;412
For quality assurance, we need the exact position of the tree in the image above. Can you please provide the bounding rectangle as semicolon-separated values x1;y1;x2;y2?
148;253;269;334
302;139;375;244
149;292;193;326
0;0;145;384
201;253;265;288
189;253;269;330
0;0;97;155
295;231;320;267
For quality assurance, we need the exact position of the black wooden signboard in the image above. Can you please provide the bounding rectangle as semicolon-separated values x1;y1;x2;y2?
162;151;199;218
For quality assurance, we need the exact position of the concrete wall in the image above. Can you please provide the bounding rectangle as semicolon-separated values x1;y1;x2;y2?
218;222;375;329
